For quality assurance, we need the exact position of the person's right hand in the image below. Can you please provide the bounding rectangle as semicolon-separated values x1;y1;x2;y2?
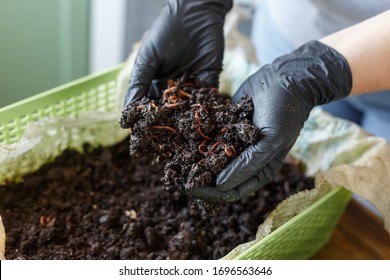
189;40;353;202
124;0;232;107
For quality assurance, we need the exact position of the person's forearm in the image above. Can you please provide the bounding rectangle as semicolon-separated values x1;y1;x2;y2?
320;9;390;95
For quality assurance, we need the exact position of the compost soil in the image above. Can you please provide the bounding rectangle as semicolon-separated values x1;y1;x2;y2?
0;138;314;260
119;76;261;212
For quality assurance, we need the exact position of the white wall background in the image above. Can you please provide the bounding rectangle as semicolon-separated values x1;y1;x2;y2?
89;0;127;73
89;0;165;74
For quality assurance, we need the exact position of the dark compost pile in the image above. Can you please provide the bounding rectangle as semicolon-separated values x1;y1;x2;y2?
119;76;261;212
0;138;314;260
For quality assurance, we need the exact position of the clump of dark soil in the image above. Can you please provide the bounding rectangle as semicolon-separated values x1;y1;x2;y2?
0;138;314;260
119;76;261;210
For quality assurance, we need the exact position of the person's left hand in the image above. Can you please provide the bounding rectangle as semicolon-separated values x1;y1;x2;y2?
124;0;232;107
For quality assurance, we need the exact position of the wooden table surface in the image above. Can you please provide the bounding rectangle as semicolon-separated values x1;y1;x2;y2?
312;198;390;260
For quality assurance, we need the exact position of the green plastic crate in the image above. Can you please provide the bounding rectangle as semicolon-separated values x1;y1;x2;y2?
0;65;352;259
233;186;351;259
0;65;123;145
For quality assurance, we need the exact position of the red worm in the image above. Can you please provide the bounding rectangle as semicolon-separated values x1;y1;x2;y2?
194;111;212;140
151;125;176;133
163;86;177;99
191;103;208;113
208;141;224;155
208;142;237;158
198;139;208;156
178;89;191;98
165;103;180;109
197;126;212;140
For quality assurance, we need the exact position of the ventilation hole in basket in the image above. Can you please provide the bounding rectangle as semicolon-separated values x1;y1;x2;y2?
7;119;17;125
19;114;30;124
64;101;77;116
9;134;19;142
53;101;66;116
65;97;76;108
43;106;53;116
30;110;43;122
75;102;87;114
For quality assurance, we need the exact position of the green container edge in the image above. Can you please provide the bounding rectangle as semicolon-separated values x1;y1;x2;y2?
0;64;124;124
234;186;352;260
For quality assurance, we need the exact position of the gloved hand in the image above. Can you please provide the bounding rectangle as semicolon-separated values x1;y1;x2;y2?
124;0;233;107
190;40;353;202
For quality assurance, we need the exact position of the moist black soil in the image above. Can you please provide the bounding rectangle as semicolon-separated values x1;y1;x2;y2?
119;76;261;212
0;138;314;260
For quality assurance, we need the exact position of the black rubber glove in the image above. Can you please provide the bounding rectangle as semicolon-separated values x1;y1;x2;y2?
190;40;353;202
124;0;233;107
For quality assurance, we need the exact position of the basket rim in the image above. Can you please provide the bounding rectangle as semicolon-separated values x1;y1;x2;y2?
233;186;352;259
0;64;124;119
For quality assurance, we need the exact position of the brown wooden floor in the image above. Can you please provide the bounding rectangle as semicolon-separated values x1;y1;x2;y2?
312;198;390;260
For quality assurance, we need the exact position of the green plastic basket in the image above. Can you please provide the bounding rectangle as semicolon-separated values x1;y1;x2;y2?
234;186;351;259
0;65;352;259
0;65;123;145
